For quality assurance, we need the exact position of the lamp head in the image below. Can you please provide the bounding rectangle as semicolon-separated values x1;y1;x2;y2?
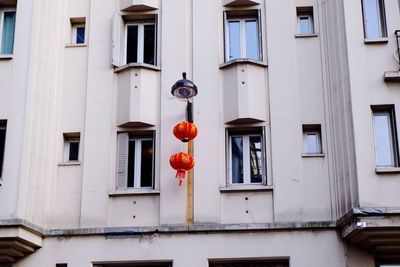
171;72;198;99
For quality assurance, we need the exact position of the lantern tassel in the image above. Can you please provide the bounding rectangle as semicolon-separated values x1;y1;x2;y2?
176;170;186;186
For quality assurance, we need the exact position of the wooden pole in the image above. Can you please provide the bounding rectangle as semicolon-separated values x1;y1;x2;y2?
186;139;194;225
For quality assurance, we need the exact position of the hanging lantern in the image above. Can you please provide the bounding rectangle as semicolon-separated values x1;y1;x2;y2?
170;152;195;186
173;121;198;142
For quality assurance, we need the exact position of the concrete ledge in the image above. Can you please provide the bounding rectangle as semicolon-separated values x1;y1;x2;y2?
114;63;161;73
384;71;400;82
219;59;268;70
295;33;318;38
220;185;273;193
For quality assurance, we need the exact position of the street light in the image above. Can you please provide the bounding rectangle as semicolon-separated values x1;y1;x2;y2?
171;72;198;224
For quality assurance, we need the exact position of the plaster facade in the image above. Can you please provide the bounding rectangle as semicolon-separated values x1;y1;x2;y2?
0;0;399;266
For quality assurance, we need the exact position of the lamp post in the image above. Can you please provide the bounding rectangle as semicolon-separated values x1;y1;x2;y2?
171;72;198;225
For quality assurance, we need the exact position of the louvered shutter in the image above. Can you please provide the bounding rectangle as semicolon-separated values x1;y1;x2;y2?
112;13;123;67
117;132;129;189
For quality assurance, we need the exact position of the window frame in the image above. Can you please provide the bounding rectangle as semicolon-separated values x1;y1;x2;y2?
361;0;388;39
372;106;399;167
226;128;266;186
0;8;16;55
116;131;155;190
224;10;262;62
64;136;80;162
124;20;157;65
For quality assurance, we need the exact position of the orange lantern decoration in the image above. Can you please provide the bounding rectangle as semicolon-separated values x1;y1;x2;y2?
170;152;195;186
173;121;198;142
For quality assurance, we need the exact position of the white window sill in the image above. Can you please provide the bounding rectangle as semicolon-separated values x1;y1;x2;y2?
65;43;88;48
58;161;81;166
364;38;388;44
109;189;160;196
220;185;273;193
375;167;400;174
0;54;13;60
219;58;268;69
114;63;161;73
302;153;325;158
295;33;318;38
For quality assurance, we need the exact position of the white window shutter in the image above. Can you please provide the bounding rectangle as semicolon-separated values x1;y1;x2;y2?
117;132;129;189
112;13;122;67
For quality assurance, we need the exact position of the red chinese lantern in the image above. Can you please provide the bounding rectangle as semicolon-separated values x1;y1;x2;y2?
173;121;198;142
170;152;195;186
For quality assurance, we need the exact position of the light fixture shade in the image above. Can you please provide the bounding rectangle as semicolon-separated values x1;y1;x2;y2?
171;72;198;99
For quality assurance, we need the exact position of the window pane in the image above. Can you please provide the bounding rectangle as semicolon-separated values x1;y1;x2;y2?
228;21;241;60
140;140;153;187
1;11;16;54
249;136;263;183
69;142;79;161
364;0;383;38
299;17;311;34
127;140;135;187
231;137;244;183
306;133;319;153
126;25;138;63
0;128;5;177
76;27;85;44
143;24;156;65
374;114;394;166
245;20;259;60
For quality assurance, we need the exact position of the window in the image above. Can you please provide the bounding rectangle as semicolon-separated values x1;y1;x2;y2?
125;21;156;65
362;0;387;39
117;132;155;189
227;128;266;185
210;259;288;267
303;124;322;154
0;9;16;54
225;10;262;62
372;105;399;167
0;120;6;177
63;133;80;162
297;7;314;34
72;24;85;44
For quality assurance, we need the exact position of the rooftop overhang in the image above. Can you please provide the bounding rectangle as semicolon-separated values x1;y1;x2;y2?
0;222;43;264
340;208;400;262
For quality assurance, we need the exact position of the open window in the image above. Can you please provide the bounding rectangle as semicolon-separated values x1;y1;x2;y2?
296;7;314;35
112;14;157;67
0;120;6;178
303;124;322;154
116;131;155;189
63;133;80;162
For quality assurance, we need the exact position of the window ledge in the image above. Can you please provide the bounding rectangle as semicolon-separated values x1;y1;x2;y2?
65;43;88;48
375;167;400;174
302;153;325;158
295;33;318;38
364;38;388;44
0;54;13;60
384;71;400;82
58;162;81;166
220;185;273;193
109;189;160;196
219;59;268;69
114;63;161;73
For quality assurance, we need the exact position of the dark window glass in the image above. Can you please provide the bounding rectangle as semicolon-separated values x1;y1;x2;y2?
231;136;244;183
126;25;138;63
140;140;153;187
76;27;85;44
143;24;156;65
0;126;6;177
69;142;79;161
250;135;262;183
127;140;135;187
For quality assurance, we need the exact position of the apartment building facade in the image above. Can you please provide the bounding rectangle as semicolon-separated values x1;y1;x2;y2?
0;0;400;266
